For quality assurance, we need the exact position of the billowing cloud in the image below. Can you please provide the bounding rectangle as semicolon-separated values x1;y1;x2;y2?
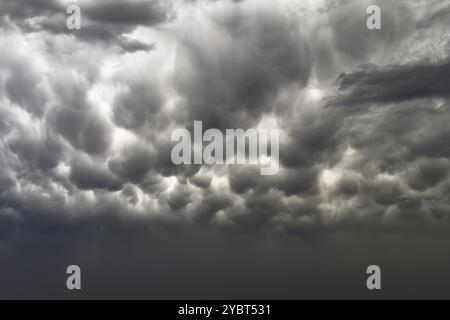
1;0;450;299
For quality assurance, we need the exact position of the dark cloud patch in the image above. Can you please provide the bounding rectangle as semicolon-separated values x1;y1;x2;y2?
368;178;404;206
35;16;158;53
0;0;60;20
52;107;112;155
332;175;361;199
112;82;164;130
332;60;450;106
108;143;156;184
166;184;193;210
7;130;63;172
279;108;345;170
223;190;286;231
193;191;233;222
4;66;47;117
69;157;123;191
82;0;170;26
417;2;450;28
0;0;172;52
189;171;213;189
229;166;319;197
118;38;156;53
0;51;48;117
406;158;450;191
107;139;201;185
174;4;312;130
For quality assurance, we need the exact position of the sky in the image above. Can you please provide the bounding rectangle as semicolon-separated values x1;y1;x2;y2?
1;0;450;299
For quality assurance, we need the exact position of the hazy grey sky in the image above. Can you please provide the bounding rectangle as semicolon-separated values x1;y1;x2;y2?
1;0;450;299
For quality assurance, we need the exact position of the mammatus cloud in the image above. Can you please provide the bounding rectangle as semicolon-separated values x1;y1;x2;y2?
1;0;450;299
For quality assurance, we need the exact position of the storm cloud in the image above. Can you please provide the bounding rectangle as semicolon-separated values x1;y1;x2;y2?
1;0;450;299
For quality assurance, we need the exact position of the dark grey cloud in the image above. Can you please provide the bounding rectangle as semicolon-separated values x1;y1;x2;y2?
406;158;450;192
112;81;164;130
69;157;123;191
0;49;49;117
0;0;60;19
172;2;312;130
332;60;450;106
82;0;170;26
0;0;172;52
7;130;63;172
108;143;156;183
2;0;450;299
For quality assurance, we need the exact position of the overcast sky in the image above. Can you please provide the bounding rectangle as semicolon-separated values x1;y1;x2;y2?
1;0;450;299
